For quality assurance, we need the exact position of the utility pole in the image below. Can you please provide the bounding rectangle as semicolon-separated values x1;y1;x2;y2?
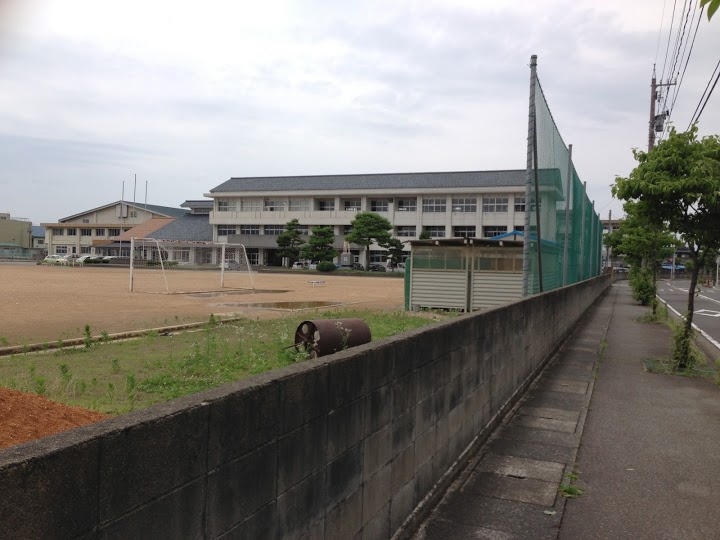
649;65;676;152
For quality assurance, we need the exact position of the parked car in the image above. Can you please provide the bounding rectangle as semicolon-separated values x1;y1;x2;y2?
43;255;66;264
292;262;306;270
75;255;94;264
221;260;241;271
388;262;406;273
308;262;318;270
368;263;386;272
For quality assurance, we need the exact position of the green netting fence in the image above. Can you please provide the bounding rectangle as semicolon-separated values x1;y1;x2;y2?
523;56;603;295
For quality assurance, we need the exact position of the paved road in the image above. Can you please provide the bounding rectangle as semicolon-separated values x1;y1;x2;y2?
656;278;720;351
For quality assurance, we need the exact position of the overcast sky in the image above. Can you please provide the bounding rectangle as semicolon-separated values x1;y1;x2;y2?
1;0;719;224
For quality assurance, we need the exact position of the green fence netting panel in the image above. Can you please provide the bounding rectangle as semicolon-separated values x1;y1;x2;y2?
524;74;602;294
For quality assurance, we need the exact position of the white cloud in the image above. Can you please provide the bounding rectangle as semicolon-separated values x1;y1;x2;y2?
0;0;718;223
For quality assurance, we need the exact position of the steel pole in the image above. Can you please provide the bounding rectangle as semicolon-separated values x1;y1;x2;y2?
522;54;537;296
562;144;573;285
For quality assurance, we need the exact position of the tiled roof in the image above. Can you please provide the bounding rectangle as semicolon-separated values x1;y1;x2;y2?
181;200;213;209
210;170;526;193
148;214;213;242
60;201;187;221
114;218;175;241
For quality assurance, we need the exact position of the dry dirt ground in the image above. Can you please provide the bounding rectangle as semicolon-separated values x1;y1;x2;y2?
0;263;404;448
0;263;404;347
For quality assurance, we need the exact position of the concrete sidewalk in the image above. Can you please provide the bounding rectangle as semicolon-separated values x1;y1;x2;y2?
412;282;720;539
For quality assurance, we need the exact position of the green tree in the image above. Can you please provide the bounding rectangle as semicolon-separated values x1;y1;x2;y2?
276;219;305;265
419;229;431;240
385;237;407;267
344;212;392;269
613;127;720;369
701;0;720;20
300;226;337;263
604;201;678;311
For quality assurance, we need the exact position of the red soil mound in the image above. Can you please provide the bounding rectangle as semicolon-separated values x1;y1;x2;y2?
0;387;109;450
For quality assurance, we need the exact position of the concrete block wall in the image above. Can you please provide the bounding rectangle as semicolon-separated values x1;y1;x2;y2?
0;275;611;539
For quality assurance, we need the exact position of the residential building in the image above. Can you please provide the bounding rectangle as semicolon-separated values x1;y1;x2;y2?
205;170;527;266
32;226;46;255
0;213;34;258
102;200;215;264
41;201;187;257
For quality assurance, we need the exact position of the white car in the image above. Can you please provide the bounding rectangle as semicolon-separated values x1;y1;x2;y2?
43;255;66;264
221;260;241;270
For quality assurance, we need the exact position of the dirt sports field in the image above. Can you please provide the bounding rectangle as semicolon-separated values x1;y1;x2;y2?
0;263;405;448
0;263;404;347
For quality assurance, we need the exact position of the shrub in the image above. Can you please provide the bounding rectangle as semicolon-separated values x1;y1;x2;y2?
316;261;336;272
629;266;655;306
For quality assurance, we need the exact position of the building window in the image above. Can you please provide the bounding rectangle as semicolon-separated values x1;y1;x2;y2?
82;219;90;224
95;228;105;236
246;248;259;265
317;199;335;211
370;199;388;212
80;228;92;236
422;198;446;213
264;199;285;211
130;210;138;218
297;225;309;235
483;226;508;238
514;225;525;232
218;225;236;236
218;199;237;212
240;199;260;211
396;226;416;237
343;225;353;235
264;225;284;235
423;226;446;238
173;249;190;262
452;226;476;238
240;225;259;235
368;250;385;263
193;208;210;215
108;228;121;237
288;199;309;211
342;199;361;211
81;246;91;254
52;228;64;236
452;197;477;212
397;198;417;212
483;196;509;213
514;196;526;212
55;246;68;254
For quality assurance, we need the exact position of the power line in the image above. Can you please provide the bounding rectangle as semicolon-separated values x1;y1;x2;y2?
668;3;703;126
688;57;720;127
660;0;678;84
655;0;669;64
660;0;692;116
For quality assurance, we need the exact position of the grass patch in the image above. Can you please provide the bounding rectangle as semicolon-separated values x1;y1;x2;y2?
0;309;444;415
558;470;584;498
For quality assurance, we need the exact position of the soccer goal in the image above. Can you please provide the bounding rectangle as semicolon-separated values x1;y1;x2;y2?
128;238;255;293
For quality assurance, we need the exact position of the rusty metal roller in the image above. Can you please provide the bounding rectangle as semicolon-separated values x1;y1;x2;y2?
294;319;371;358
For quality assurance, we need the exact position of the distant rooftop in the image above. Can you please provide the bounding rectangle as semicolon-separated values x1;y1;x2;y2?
209;170;526;193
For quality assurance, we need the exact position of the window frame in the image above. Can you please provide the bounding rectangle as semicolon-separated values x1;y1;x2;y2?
451;197;477;213
422;198;447;213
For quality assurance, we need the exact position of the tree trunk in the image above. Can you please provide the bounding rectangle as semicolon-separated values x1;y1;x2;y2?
678;250;700;370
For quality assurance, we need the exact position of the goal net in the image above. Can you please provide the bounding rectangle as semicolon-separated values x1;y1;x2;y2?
129;238;255;294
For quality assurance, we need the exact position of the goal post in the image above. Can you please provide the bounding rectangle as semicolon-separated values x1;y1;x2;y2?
129;238;255;293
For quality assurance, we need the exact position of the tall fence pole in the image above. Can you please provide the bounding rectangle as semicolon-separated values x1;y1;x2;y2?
522;54;538;296
562;144;573;286
579;182;587;279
